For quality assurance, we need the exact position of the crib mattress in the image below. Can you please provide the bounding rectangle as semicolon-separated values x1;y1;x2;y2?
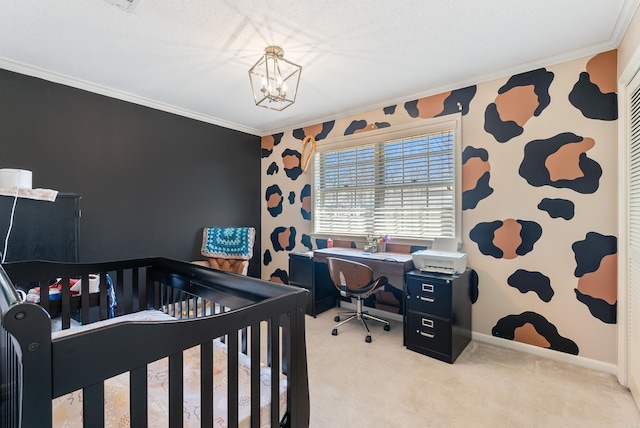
50;311;287;427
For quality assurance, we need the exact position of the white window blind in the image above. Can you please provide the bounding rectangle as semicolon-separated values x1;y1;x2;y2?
627;70;640;410
313;125;458;240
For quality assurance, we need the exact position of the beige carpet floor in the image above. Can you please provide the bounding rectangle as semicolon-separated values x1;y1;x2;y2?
304;307;640;428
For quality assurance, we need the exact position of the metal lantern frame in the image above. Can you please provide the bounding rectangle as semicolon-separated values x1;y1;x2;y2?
249;46;302;111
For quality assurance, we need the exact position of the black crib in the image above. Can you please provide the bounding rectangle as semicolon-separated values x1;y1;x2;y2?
0;258;310;427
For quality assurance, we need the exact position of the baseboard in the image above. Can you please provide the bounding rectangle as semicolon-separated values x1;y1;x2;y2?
330;305;618;375
472;332;617;375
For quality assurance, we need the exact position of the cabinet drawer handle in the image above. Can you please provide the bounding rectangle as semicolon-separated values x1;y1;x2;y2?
422;283;434;293
418;330;435;339
419;296;435;303
421;318;434;328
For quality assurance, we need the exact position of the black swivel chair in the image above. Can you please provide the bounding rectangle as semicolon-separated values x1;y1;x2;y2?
327;257;391;343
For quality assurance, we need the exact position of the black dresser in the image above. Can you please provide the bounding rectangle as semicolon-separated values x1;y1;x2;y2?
0;193;80;262
404;269;473;363
288;251;337;317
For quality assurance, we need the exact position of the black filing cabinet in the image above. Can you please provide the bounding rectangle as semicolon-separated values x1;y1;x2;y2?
404;269;473;363
288;251;337;317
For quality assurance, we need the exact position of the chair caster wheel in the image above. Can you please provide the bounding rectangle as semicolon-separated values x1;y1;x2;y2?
384;324;390;331
334;316;340;322
365;335;372;343
332;329;338;336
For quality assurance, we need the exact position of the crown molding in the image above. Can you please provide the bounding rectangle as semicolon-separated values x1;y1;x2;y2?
0;57;263;137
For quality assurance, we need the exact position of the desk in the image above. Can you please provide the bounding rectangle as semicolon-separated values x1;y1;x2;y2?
312;248;414;275
312;248;473;364
288;248;414;317
313;248;414;317
288;251;338;317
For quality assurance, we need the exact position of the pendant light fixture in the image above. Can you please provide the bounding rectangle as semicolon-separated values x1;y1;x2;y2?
248;46;302;111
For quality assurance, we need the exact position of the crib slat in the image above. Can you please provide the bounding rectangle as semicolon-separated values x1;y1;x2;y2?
166;284;172;315
130;365;148;427
178;294;184;319
80;273;90;324
39;278;50;314
117;270;126;316
270;317;280;427
177;291;184;319
288;294;311;428
241;327;248;354
163;282;169;312
152;278;160;310
139;268;148;311
266;319;272;368
2;330;18;428
163;284;170;315
169;352;184;427
168;285;175;316
123;269;133;314
124;269;138;314
228;331;239;428
99;273;108;320
201;341;214;428
183;295;190;319
250;323;260;428
83;382;104;427
157;282;164;312
280;312;291;375
60;278;71;329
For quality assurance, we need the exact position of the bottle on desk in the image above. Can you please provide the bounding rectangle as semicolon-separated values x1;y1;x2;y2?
327;238;333;248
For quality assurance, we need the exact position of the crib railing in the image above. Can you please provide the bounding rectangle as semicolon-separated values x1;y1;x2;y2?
0;265;22;428
0;258;310;428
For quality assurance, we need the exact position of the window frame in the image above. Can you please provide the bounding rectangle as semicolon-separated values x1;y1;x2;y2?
310;114;462;246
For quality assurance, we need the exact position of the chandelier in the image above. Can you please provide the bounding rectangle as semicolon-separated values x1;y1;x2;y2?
248;46;302;111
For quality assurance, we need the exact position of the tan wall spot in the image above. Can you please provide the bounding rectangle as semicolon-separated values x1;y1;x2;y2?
282;154;300;169
462;157;491;192
354;123;378;134
494;85;538;126
545;137;595;182
577;253;618;304
267;193;282;209
493;219;522;259
514;323;551;348
262;135;275;151
586;50;617;94
303;123;323;138
415;92;450;118
278;229;291;249
301;195;311;212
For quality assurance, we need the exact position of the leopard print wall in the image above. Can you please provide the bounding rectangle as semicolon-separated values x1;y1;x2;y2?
261;50;618;364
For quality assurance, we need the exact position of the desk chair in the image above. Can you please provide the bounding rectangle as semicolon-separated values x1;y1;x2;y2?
327;257;391;343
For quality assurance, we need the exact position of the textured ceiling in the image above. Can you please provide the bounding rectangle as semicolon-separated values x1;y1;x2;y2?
1;0;638;136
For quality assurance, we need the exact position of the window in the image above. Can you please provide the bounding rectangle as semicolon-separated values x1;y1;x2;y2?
313;117;461;241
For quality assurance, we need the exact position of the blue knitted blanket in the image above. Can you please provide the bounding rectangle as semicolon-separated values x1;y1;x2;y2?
201;227;255;259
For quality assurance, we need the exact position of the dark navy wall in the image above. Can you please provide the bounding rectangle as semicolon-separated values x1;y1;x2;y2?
0;69;262;277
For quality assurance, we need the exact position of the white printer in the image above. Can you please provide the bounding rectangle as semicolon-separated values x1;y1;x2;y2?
411;238;467;275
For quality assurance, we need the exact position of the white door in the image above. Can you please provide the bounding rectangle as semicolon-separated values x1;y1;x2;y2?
627;70;640;410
